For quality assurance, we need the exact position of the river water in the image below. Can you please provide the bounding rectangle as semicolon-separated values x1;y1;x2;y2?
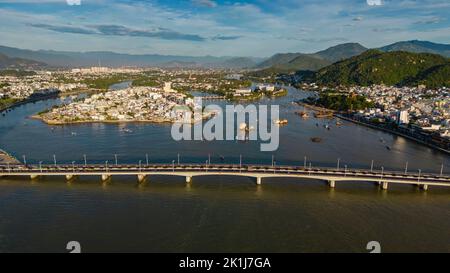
0;84;448;252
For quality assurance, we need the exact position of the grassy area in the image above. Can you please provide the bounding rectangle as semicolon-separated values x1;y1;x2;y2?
83;74;134;90
0;98;20;109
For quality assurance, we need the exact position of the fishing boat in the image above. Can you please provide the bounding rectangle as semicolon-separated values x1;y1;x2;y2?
295;111;309;118
274;119;288;125
310;137;323;143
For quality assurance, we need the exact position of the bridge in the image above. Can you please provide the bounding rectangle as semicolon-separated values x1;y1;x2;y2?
200;95;227;100
1;163;450;191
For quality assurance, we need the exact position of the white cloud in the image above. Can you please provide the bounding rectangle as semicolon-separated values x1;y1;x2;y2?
66;0;81;5
367;0;383;6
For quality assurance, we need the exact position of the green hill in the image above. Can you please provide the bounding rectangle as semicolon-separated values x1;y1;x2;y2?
315;43;367;62
255;43;367;73
269;54;331;73
379;40;450;58
315;50;449;87
405;63;450;88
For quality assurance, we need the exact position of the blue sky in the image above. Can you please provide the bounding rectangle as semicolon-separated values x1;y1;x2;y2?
0;0;449;57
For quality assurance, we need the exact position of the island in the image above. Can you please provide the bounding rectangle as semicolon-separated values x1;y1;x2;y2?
32;86;213;125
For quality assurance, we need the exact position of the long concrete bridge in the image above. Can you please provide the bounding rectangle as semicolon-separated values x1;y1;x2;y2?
1;163;450;191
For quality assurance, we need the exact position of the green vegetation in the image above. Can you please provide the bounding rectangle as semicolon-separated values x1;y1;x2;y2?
83;74;133;90
0;82;10;88
0;98;20;109
315;50;449;87
304;91;374;111
131;73;161;87
405;63;450;88
0;70;37;77
132;77;160;87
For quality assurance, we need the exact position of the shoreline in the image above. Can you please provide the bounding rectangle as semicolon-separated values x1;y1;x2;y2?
296;101;450;155
30;112;216;126
336;114;450;155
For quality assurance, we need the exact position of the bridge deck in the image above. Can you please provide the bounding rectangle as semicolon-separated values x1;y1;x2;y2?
1;164;449;188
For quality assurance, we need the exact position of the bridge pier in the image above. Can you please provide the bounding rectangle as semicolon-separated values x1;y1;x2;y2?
137;174;147;183
256;177;262;185
420;184;429;191
381;182;389;190
186;176;192;183
101;174;111;182
30;175;40;180
66;175;76;181
328;180;336;188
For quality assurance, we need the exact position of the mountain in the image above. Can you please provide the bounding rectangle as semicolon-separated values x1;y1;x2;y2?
255;43;367;73
315;43;368;63
221;57;259;69
0;53;46;70
256;53;304;69
270;54;331;72
315;50;449;87
0;45;257;68
379;40;450;57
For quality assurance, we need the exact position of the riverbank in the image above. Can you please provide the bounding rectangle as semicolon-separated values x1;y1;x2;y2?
297;101;450;155
336;114;450;155
30;111;216;126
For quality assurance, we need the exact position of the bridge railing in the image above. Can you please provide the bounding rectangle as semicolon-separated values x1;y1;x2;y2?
0;163;449;180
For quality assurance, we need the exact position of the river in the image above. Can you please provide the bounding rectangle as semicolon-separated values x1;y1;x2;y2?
0;84;448;252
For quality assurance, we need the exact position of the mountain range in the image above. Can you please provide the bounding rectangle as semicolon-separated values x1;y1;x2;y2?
0;40;449;71
256;40;450;73
0;45;262;69
0;53;46;70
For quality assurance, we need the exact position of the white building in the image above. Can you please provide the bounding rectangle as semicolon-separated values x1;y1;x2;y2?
397;110;409;124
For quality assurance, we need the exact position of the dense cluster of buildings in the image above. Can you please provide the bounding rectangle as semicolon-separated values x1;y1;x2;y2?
0;72;87;100
37;86;203;124
345;84;450;150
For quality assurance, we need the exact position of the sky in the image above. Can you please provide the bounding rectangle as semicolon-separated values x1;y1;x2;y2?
0;0;449;57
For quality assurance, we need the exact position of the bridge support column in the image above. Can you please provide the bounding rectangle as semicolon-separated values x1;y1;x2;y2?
421;184;429;191
256;177;262;185
101;174;111;182
328;180;336;188
137;174;146;183
66;175;75;181
381;182;388;190
186;176;192;183
30;175;40;180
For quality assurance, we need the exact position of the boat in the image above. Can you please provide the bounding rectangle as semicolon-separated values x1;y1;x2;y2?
314;111;333;118
71;132;77;136
295;111;309;118
310;137;323;143
274;119;288;125
386;146;391;150
121;128;133;133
